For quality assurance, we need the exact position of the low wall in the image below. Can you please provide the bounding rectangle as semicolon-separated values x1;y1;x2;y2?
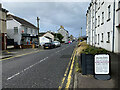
14;45;33;49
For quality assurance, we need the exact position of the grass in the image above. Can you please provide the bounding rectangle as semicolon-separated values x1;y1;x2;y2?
81;45;109;55
74;55;81;72
75;41;109;73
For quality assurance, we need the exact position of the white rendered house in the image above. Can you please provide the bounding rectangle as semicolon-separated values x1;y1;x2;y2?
7;14;38;45
86;0;120;53
39;31;54;46
58;25;69;43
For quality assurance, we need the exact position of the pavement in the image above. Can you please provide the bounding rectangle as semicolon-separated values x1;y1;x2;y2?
73;42;119;89
1;42;77;89
0;48;42;59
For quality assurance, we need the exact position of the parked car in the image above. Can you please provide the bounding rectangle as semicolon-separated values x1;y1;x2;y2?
43;42;55;49
34;42;39;48
52;41;61;47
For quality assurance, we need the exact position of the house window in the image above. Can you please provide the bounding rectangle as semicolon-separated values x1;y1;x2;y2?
102;12;104;24
101;33;103;42
101;1;104;5
95;34;97;44
14;27;18;34
36;30;38;35
95;1;98;12
24;27;28;33
108;5;111;21
98;0;100;10
98;34;99;45
107;32;110;43
31;29;33;34
98;16;100;27
95;18;97;27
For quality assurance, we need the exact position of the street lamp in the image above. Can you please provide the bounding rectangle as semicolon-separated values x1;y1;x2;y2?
81;27;82;37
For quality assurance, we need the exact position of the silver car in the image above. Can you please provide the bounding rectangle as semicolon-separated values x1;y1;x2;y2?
52;41;61;47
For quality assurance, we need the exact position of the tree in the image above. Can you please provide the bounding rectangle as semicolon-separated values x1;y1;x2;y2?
54;33;64;42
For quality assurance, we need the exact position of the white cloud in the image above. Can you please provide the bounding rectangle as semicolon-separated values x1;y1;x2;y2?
2;2;90;37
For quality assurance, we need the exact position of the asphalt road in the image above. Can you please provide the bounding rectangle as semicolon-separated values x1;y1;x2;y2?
2;42;76;88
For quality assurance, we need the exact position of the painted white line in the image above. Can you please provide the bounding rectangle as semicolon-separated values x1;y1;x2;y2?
6;45;72;80
7;57;49;80
7;73;20;80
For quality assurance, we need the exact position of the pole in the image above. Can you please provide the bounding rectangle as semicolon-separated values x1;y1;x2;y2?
37;17;40;46
112;0;115;53
81;27;82;37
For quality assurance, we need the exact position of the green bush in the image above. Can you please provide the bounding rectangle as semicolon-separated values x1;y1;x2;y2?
82;45;108;55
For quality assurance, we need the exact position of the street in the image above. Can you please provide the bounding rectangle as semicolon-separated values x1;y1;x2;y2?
2;42;76;88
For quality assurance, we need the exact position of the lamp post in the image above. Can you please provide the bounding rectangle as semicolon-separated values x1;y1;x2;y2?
81;27;82;37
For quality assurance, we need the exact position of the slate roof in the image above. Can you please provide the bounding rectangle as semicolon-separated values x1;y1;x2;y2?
38;32;46;37
38;31;55;37
7;14;38;30
58;27;69;33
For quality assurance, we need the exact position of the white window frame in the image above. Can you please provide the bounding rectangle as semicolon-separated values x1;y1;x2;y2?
98;34;99;45
14;27;18;34
31;29;33;34
98;16;100;27
102;12;104;24
96;18;97;27
101;33;103;42
107;32;110;43
24;27;28;34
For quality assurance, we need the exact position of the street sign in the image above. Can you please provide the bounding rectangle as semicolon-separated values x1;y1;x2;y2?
94;54;111;80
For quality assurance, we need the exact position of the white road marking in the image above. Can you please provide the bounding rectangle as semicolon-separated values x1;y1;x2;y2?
7;57;48;80
7;73;20;80
6;45;72;80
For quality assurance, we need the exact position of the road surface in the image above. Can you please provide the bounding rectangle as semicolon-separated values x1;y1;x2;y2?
2;42;76;88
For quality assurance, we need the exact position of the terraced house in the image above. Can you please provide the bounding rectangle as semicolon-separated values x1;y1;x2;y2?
86;0;120;53
7;14;38;47
0;3;8;50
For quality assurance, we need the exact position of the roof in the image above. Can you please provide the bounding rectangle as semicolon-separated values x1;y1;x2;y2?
57;25;68;33
38;32;46;37
58;27;68;33
44;36;52;39
7;14;38;30
38;31;55;37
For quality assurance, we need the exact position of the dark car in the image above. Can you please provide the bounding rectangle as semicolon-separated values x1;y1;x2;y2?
34;42;39;48
43;42;55;49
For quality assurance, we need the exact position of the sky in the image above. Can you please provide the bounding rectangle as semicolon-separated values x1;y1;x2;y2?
1;0;90;38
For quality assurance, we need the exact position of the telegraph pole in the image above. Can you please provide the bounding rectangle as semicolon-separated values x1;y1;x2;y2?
81;27;82;37
37;17;40;46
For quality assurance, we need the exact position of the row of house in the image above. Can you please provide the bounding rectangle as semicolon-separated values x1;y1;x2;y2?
0;3;70;50
86;0;120;53
39;26;69;46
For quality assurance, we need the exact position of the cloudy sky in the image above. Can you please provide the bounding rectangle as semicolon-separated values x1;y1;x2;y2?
1;0;90;38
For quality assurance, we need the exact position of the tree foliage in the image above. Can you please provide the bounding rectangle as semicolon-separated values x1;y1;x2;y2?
54;33;64;42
